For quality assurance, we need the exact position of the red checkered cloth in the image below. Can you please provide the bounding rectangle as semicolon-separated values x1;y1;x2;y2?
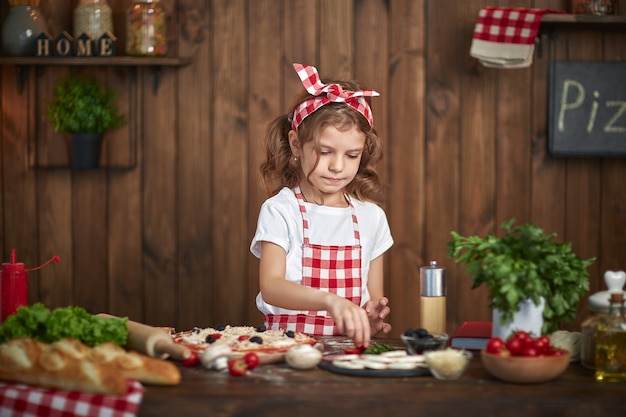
470;7;565;68
0;379;144;417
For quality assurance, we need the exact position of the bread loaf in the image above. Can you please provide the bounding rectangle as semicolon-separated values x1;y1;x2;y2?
0;338;128;396
0;337;181;395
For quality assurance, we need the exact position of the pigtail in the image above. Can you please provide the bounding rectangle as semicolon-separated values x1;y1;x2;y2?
260;114;300;196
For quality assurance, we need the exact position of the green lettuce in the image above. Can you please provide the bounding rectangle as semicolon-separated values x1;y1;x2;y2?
0;303;127;346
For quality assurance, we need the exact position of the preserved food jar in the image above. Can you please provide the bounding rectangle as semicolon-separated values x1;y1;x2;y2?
570;0;619;15
126;0;167;56
74;0;113;39
580;270;625;369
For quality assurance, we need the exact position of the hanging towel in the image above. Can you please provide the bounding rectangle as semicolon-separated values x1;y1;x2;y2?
470;7;565;68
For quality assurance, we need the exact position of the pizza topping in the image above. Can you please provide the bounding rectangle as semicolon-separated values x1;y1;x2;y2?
205;334;221;343
243;352;260;369
285;345;322;370
181;350;199;367
174;325;315;354
200;344;232;369
328;350;427;371
256;325;267;332
228;358;248;376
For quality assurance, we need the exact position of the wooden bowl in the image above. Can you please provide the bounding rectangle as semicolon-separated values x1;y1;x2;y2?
480;349;571;383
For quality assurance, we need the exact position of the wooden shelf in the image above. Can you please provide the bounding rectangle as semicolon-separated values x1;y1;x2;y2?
541;14;626;30
0;56;191;66
0;56;192;94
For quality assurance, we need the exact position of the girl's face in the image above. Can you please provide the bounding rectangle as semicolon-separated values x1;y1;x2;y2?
289;125;366;207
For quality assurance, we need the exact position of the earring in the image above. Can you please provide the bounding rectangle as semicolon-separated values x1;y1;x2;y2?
293;157;298;161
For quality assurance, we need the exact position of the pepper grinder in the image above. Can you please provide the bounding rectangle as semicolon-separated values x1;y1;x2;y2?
420;260;446;334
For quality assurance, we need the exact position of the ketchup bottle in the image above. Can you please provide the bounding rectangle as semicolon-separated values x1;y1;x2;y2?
0;249;60;323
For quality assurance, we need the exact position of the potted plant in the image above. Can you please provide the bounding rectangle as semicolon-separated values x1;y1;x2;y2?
447;218;596;336
46;74;126;169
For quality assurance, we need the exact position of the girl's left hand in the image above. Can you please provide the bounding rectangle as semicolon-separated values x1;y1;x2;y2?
365;297;392;335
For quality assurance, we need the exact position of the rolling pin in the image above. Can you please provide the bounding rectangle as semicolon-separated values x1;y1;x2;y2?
98;313;191;361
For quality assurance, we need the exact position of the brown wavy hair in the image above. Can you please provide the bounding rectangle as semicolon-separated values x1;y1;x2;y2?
260;79;384;204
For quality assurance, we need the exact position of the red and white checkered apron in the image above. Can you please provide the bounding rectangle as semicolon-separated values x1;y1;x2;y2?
265;185;363;336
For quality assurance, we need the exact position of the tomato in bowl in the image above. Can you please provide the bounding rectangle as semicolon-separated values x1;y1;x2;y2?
481;331;571;383
481;348;571;383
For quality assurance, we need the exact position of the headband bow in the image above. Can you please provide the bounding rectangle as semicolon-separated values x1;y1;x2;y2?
290;63;380;131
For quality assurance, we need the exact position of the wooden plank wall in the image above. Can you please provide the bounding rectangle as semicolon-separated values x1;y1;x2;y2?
1;0;625;338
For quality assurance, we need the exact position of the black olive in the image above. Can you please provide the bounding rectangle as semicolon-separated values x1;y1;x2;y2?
416;328;430;338
215;324;226;331
249;336;263;344
285;330;295;338
205;335;217;344
256;324;267;332
403;328;415;337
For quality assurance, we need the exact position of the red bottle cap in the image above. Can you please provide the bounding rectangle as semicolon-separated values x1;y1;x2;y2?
2;249;25;274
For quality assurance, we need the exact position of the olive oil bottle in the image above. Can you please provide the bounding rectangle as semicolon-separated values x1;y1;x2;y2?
595;292;626;382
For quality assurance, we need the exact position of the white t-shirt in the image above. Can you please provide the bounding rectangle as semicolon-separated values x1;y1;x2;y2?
250;187;394;315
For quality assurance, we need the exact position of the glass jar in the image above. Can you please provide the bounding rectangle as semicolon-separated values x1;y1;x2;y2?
1;5;47;56
595;292;626;382
570;0;619;15
581;307;606;369
580;270;626;369
74;0;113;39
126;0;167;56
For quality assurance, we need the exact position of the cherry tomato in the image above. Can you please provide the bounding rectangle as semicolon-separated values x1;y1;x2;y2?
228;358;249;376
181;350;200;367
505;337;524;356
533;335;551;354
243;352;260;369
522;346;539;357
511;331;534;349
548;348;565;356
485;337;505;354
344;347;366;355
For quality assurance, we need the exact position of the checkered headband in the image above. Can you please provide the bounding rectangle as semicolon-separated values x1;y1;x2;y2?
291;63;380;131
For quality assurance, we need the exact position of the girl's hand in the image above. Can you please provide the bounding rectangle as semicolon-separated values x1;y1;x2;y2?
365;297;392;336
326;296;371;348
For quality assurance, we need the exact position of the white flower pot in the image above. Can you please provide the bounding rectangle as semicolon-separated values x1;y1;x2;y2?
492;297;545;339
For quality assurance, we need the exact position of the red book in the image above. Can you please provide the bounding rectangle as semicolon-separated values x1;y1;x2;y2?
450;321;492;350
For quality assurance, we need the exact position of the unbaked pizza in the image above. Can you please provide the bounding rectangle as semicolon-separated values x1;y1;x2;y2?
170;325;319;365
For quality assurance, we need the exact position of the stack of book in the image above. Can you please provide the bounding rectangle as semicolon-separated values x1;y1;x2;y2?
450;321;492;350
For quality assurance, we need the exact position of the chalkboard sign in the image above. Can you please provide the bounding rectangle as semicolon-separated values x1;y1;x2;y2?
549;61;626;156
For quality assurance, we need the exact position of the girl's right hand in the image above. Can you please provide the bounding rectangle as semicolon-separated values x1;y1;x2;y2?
326;296;371;348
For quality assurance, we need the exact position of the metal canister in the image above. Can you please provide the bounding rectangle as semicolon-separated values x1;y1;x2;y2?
419;260;447;335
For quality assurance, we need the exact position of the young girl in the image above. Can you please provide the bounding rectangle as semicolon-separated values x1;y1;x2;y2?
250;63;393;348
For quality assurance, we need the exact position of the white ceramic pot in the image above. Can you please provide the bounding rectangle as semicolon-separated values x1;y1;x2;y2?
492;297;545;339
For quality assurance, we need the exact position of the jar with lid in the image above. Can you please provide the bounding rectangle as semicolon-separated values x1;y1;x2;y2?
570;0;619;15
595;292;626;382
74;0;113;39
580;270;625;369
126;0;167;56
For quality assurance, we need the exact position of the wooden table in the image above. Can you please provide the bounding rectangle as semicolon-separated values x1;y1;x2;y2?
138;339;626;417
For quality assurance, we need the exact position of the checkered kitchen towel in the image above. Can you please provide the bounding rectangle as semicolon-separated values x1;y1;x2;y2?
470;7;565;68
0;380;144;417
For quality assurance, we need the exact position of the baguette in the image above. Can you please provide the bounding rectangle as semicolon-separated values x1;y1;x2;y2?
0;338;181;396
0;338;128;396
89;341;181;385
